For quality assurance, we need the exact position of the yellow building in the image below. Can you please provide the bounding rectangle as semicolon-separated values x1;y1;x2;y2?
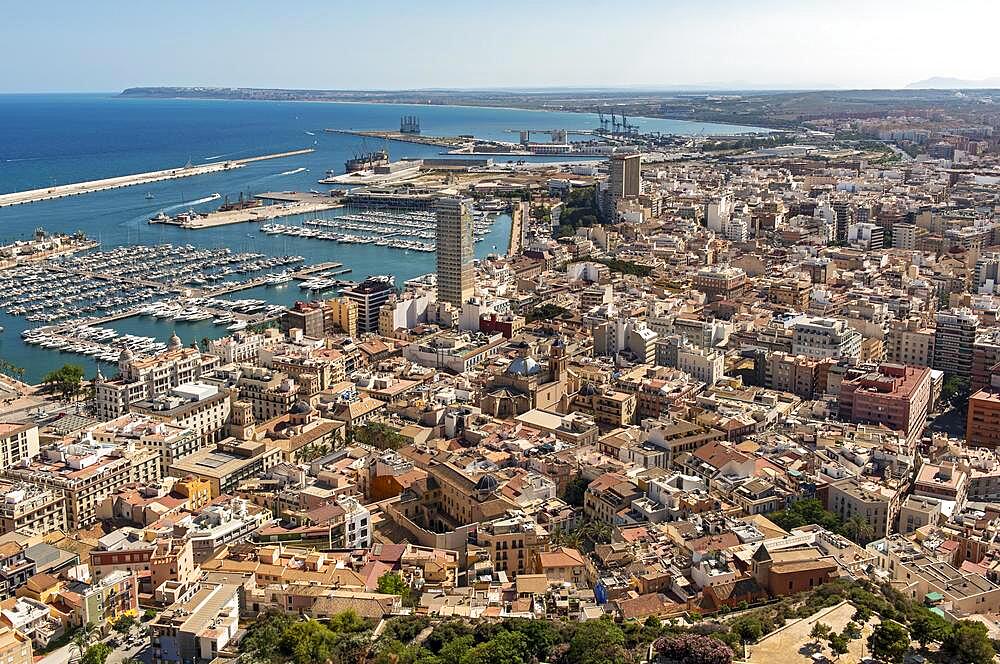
172;477;212;510
325;298;358;338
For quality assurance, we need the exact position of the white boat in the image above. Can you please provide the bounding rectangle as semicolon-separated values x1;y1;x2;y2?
227;321;248;331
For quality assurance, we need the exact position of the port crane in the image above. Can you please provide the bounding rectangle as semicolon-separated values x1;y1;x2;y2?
620;114;640;137
597;111;611;133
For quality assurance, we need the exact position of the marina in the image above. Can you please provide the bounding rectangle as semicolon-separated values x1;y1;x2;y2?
0;148;316;208
0;243;309;325
259;208;502;253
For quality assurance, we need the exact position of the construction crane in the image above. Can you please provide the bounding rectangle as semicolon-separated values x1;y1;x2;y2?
611;113;620;135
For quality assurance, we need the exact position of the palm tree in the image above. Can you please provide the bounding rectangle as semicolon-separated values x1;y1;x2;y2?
841;515;876;545
69;623;97;663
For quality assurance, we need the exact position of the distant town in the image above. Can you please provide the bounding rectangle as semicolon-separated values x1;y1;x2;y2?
0;85;999;664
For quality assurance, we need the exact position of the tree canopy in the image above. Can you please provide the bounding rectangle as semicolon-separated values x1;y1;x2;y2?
43;363;84;400
867;621;909;664
941;620;996;664
377;571;409;596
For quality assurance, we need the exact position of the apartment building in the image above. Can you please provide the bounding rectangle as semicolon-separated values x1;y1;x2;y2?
933;308;979;377
151;582;240;664
885;317;935;368
676;343;725;385
88;414;203;471
95;345;214;420
692;266;747;301
0;482;66;536
792;317;862;360
0;424;39;471
967;388;1000;448
762;352;820;399
826;478;903;540
4;440;160;530
476;511;549;578
235;367;300;422
838;363;932;444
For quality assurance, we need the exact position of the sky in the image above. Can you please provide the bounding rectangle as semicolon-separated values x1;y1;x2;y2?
2;0;999;92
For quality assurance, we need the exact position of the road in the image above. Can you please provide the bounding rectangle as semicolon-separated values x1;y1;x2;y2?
37;630;148;664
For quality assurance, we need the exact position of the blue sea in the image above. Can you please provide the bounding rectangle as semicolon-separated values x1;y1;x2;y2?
0;93;764;382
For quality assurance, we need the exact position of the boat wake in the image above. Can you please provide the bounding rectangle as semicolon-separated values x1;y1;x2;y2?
203;153;230;161
160;193;222;212
279;167;307;176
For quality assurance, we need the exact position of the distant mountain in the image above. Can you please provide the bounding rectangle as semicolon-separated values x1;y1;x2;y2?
907;76;1000;89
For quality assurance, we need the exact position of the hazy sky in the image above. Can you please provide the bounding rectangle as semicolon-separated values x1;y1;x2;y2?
2;0;998;92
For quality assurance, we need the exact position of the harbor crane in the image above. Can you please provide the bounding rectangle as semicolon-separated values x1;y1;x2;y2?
597;111;610;133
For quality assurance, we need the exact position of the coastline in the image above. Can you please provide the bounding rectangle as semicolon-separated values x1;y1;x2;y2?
115;91;774;133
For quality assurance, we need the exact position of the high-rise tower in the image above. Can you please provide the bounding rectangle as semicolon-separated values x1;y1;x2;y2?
435;196;474;307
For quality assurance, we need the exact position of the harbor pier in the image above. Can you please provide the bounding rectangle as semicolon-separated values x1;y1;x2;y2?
0;149;315;208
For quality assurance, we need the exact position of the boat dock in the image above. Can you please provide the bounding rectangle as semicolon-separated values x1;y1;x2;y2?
149;195;343;230
324;128;467;149
0;149;316;208
199;261;347;297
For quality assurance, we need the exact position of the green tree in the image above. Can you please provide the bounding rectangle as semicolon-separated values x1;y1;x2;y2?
438;636;475;664
941;620;996;664
377;571;409;596
42;363;84;400
525;303;569;323
596;258;653;277
566;619;627;664
80;643;112;664
828;632;850;659
326;609;370;634
563;474;589;507
941;374;971;408
69;623;97;663
353;422;407;451
281;620;339;664
910;610;950;649
852;607;872;624
460;631;529;664
112;613;136;634
840;515;876;545
426;621;475;654
730;616;764;644
810;622;831;641
769;499;842;532
242;611;293;660
867;621;909;663
374;639;437;664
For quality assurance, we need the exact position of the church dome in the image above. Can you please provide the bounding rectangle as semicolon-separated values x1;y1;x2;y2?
290;400;313;416
119;347;134;363
507;356;541;377
475;474;500;494
168;332;182;351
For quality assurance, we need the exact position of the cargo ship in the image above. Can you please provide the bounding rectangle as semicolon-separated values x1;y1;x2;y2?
344;148;389;173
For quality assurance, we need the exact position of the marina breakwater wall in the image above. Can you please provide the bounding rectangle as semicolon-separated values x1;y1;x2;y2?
0;149;315;208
